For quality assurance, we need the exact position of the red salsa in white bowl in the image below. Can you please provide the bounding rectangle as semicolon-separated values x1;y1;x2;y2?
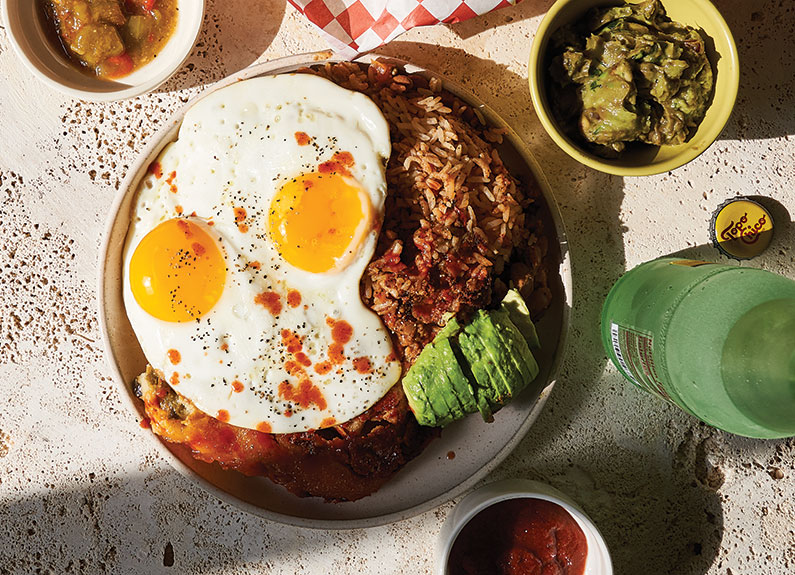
437;479;612;575
448;498;588;574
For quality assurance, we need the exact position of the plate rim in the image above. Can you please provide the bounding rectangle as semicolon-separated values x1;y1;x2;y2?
97;51;573;529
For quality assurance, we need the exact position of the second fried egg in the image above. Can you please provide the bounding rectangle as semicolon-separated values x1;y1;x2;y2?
123;74;400;434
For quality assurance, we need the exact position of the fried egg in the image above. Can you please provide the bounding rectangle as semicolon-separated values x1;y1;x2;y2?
123;74;401;434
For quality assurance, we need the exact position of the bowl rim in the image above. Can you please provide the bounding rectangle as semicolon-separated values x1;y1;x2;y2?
435;478;614;575
0;0;206;102
528;0;740;176
97;51;574;529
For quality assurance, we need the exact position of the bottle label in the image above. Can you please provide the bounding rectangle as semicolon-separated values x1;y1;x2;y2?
610;323;673;403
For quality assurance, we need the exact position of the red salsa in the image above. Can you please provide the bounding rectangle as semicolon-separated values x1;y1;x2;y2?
448;498;588;575
39;0;178;79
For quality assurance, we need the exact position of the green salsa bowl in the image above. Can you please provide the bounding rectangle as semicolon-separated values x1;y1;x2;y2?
529;0;739;176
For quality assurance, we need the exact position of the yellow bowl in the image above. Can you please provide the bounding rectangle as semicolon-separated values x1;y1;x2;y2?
529;0;740;176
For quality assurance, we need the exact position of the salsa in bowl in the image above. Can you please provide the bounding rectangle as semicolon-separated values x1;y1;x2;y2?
38;0;180;80
2;0;204;100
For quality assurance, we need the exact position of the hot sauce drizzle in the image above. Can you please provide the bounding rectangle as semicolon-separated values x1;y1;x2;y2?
278;379;327;411
167;349;181;365
166;171;177;193
176;219;193;237
328;343;345;365
314;361;332;375
327;317;353;344
352;356;372;374
287;289;302;308
233;207;249;233
319;151;355;177
148;161;163;179
254;291;282;315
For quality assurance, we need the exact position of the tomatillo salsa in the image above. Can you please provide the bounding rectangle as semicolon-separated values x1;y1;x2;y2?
447;498;588;575
548;0;714;157
39;0;178;79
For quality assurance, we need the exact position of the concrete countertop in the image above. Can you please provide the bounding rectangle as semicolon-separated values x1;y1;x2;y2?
1;0;793;573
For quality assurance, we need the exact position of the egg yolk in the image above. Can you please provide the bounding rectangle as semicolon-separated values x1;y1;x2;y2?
129;218;225;322
268;172;372;273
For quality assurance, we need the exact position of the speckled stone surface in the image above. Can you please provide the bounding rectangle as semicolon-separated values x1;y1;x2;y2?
1;0;794;573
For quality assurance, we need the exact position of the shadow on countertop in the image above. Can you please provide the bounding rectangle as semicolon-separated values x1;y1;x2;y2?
446;0;555;40
156;0;286;94
711;0;795;141
529;429;727;575
0;470;335;574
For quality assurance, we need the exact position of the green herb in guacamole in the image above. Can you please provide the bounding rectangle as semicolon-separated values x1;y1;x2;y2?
548;0;714;157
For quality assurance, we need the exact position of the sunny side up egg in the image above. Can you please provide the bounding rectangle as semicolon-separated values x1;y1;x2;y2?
122;74;401;434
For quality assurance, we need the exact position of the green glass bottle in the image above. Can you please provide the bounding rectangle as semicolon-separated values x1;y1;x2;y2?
601;258;795;438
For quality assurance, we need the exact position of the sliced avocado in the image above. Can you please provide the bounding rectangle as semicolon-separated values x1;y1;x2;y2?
430;318;478;415
413;321;466;425
434;338;478;415
449;336;494;423
485;308;540;392
461;311;522;402
501;289;541;349
435;316;461;340
418;344;467;425
402;366;441;427
402;317;482;427
402;298;542;427
412;359;458;427
426;363;468;423
432;379;467;425
457;312;514;410
458;331;511;413
465;313;525;395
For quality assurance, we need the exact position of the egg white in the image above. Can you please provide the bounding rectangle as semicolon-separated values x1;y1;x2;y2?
123;74;400;433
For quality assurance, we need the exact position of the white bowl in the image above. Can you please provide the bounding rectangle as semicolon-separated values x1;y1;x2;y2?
437;479;613;574
1;0;205;101
98;53;573;528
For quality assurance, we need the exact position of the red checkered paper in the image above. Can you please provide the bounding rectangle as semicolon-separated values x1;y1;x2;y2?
289;0;521;57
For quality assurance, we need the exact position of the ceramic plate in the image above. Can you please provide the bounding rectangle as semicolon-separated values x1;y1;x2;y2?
98;52;572;529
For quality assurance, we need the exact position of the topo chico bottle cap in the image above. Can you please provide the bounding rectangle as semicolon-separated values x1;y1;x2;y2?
710;197;774;260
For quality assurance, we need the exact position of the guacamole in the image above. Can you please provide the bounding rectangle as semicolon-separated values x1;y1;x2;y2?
548;0;714;157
